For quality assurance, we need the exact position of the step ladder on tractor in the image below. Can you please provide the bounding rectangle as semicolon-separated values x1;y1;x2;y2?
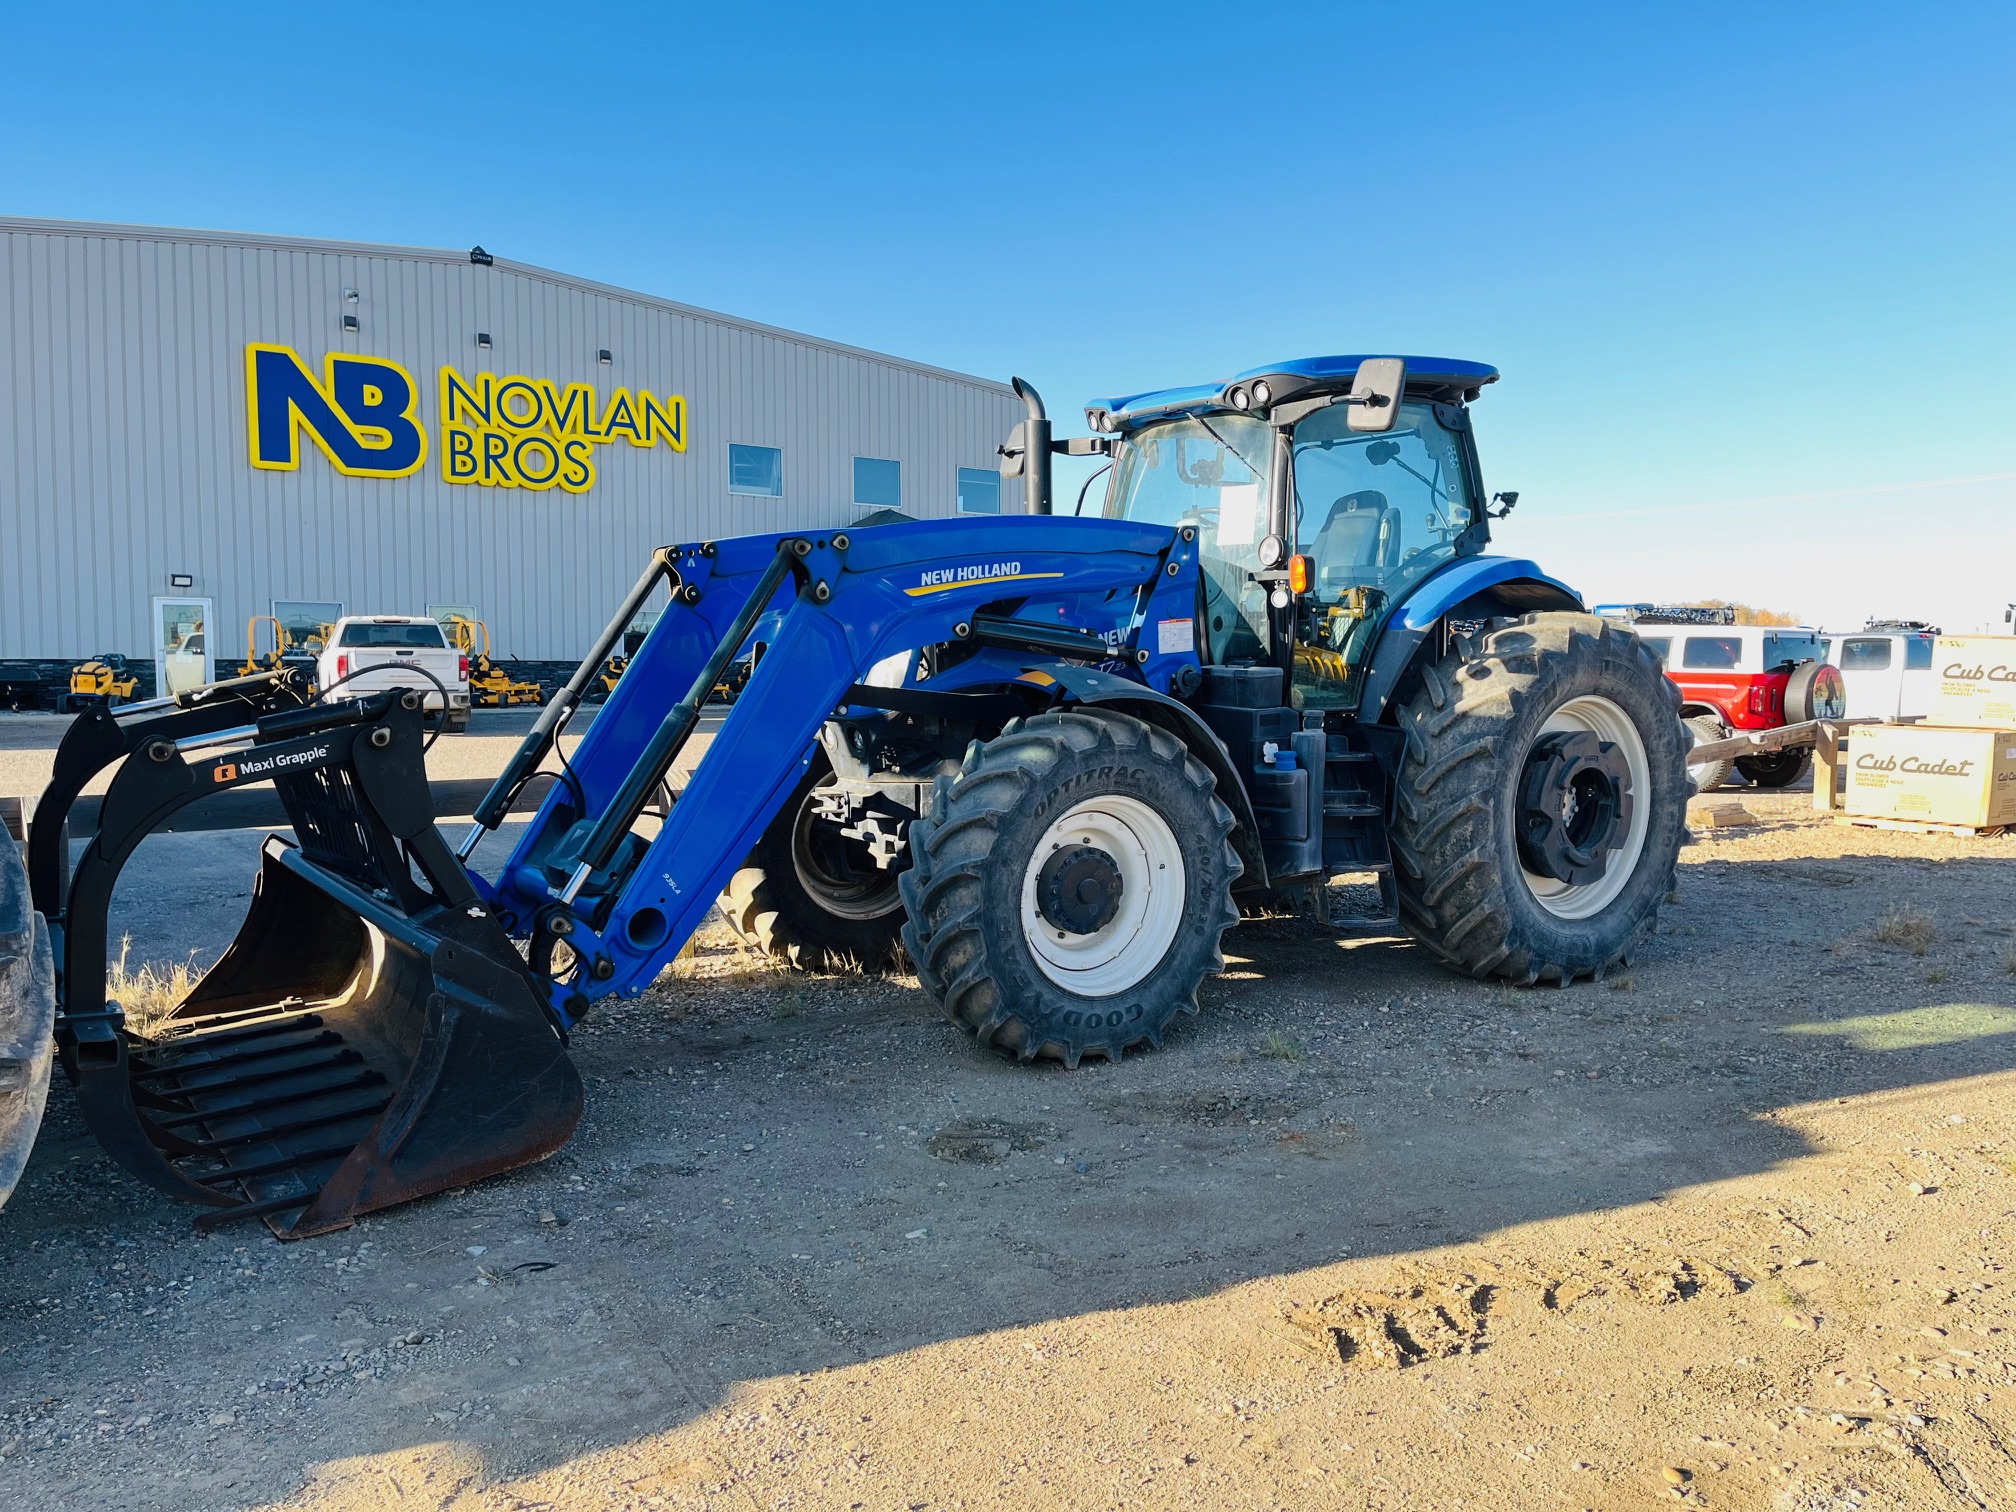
0;355;1688;1233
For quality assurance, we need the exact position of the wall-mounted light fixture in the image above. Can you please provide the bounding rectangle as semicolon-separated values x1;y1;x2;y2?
597;348;612;364
168;573;194;589
476;332;492;350
343;288;360;303
342;314;360;332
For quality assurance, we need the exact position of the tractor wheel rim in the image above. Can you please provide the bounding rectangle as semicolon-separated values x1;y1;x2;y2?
790;789;902;921
1020;795;1185;996
1520;695;1652;920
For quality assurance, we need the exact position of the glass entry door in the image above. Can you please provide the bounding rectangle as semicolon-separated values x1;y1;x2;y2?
153;596;213;697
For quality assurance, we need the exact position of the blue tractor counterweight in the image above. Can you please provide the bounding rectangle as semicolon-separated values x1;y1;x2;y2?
6;354;1688;1235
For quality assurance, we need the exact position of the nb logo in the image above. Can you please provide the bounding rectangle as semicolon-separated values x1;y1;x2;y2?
246;345;427;479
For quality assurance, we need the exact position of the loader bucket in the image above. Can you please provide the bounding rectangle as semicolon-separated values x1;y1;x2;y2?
54;693;583;1238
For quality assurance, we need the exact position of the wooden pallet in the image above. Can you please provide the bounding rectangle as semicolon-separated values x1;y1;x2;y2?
1836;814;2010;838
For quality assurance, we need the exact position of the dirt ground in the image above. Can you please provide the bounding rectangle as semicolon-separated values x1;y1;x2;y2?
3;789;2016;1511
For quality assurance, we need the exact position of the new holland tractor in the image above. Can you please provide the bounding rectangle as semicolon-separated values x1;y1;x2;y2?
0;355;1686;1233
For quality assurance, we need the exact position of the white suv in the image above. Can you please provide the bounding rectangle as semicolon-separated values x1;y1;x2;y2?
1816;623;1935;721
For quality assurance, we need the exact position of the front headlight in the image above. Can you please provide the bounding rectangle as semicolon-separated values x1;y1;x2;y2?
1252;380;1271;405
1228;386;1249;410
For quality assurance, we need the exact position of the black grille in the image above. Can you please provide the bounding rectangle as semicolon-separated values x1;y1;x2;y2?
276;766;395;890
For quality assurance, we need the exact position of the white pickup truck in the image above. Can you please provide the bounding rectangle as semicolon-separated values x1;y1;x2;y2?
315;616;471;732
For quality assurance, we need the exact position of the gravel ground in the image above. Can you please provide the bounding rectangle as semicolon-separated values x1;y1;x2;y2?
2;790;2014;1510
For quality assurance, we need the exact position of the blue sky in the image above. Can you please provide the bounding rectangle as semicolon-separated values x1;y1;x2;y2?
4;3;2011;629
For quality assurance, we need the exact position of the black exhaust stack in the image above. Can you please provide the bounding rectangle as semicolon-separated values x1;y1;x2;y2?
1008;376;1053;515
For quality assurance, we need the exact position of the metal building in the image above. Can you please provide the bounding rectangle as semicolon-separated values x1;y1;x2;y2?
0;215;1022;699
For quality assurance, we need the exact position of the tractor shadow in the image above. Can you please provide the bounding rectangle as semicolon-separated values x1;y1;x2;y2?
4;838;2016;1506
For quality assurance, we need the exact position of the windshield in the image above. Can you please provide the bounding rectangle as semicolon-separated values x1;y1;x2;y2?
1289;400;1473;706
1104;414;1275;662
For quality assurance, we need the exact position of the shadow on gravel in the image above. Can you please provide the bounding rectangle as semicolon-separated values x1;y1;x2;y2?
4;841;2016;1505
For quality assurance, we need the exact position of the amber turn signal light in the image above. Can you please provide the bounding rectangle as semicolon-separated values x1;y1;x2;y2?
1288;555;1314;595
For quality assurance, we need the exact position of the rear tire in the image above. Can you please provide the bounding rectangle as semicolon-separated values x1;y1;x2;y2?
719;761;906;971
899;708;1241;1066
1735;747;1811;788
1389;612;1687;986
1685;714;1733;793
0;836;55;1213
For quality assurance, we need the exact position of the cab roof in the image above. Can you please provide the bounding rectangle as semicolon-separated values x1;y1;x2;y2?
1090;355;1500;425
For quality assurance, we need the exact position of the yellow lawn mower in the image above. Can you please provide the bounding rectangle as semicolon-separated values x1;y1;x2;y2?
447;617;544;708
62;654;140;712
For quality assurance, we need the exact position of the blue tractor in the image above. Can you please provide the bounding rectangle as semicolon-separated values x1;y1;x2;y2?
1;355;1686;1233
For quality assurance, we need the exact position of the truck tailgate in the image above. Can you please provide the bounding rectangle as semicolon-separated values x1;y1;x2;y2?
338;652;461;705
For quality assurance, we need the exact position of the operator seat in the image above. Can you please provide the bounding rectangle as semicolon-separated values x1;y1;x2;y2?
1312;490;1395;589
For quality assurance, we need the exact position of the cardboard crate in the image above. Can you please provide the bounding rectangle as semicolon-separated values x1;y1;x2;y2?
1929;635;2016;728
1843;722;2016;829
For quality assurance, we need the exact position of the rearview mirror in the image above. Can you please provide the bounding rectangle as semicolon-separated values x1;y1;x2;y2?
1345;357;1406;433
997;420;1029;479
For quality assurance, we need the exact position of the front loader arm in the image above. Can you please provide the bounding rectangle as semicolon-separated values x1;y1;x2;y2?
483;517;1202;1022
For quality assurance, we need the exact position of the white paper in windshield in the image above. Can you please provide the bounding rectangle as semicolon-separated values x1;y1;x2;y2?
1216;483;1260;546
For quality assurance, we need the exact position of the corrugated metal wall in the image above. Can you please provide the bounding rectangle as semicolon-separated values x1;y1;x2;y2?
0;217;1023;660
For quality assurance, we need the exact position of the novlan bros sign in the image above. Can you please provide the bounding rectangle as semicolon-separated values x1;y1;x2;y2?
246;344;686;495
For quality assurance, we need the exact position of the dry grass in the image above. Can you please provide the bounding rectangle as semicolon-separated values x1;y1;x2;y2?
105;936;204;1037
1261;1032;1308;1063
1608;975;1637;994
1925;966;1949;985
1873;903;1935;957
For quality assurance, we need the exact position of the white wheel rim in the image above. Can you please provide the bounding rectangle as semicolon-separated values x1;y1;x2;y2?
1521;695;1652;920
1020;795;1186;996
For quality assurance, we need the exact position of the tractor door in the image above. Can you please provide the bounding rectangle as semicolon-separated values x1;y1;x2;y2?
1286;401;1479;710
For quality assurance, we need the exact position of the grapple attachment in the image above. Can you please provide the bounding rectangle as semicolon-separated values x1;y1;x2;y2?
49;691;582;1238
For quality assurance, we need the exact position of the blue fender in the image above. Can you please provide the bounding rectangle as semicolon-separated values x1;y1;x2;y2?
1358;556;1584;723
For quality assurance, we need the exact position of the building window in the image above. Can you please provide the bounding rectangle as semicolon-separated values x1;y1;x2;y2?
729;444;783;497
957;466;1001;515
853;457;901;508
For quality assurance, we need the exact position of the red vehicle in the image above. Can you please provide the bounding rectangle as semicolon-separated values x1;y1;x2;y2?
1597;608;1845;790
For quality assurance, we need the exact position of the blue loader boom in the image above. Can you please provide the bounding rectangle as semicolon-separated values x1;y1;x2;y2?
8;354;1688;1236
475;515;1212;1023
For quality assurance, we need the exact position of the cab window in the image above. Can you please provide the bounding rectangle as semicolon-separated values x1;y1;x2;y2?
1681;636;1742;669
1839;637;1892;671
1636;635;1672;666
1905;637;1933;670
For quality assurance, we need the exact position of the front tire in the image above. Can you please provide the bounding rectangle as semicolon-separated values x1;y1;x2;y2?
1685;714;1733;793
1389;612;1687;985
900;709;1241;1066
0;835;55;1213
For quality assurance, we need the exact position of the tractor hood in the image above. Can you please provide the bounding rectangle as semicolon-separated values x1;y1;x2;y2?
1088;354;1500;429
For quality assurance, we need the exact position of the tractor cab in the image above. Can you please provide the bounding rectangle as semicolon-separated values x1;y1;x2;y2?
1088;356;1500;712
